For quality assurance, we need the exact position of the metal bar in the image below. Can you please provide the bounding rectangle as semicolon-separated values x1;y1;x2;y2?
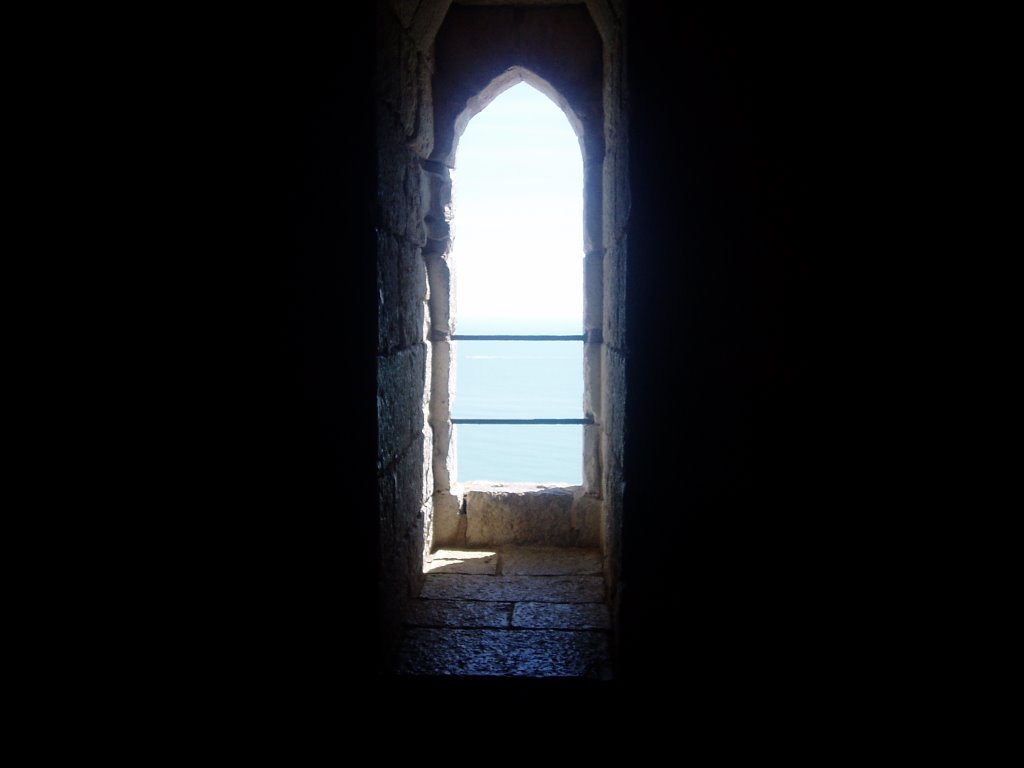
451;334;585;341
452;417;593;425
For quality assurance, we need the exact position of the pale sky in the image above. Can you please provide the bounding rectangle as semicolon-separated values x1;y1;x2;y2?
451;81;584;327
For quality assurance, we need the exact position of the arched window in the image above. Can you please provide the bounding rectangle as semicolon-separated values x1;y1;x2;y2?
450;81;585;485
424;48;617;555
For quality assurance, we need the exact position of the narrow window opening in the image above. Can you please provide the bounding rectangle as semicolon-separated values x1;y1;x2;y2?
451;81;585;485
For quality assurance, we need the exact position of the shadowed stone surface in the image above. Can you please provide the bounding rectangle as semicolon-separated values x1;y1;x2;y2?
405;599;512;628
419;573;605;602
396;628;610;678
501;547;602;575
425;549;498;574
397;546;612;679
511;602;610;630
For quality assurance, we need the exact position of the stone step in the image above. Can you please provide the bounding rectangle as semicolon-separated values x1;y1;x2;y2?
425;545;603;575
395;546;612;680
420;573;605;602
396;628;610;679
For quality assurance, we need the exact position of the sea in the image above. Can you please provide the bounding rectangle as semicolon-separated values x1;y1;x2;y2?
452;318;583;485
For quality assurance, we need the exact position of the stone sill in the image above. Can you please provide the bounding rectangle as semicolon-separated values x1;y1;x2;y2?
434;481;601;548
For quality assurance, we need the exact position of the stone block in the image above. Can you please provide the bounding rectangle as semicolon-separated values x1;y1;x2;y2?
602;235;627;349
395;627;610;678
430;418;454;493
400;35;419;141
425;254;453;333
376;138;416;242
377;233;401;353
421;167;452;243
584;341;602;418
600;431;622;501
404;599;510;628
399;251;426;348
583;249;604;331
570;490;602;546
600;345;625;447
582;424;601;495
376;344;426;470
501;547;602;575
430;490;464;547
583;165;603;253
511;601;610;630
464;483;575;546
408;51;435;157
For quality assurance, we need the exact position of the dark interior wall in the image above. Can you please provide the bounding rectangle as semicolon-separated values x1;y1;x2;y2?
620;6;838;692
431;3;603;167
236;2;848;705
174;3;383;724
272;4;380;685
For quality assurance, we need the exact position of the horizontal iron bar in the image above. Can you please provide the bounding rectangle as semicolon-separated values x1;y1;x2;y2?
451;334;585;341
452;417;594;425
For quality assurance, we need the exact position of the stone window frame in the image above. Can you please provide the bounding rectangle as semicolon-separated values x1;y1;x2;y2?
426;64;604;541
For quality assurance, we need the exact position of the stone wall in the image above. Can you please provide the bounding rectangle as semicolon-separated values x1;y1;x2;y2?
589;0;628;639
376;0;450;665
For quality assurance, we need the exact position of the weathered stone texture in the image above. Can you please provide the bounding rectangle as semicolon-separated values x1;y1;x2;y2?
583;0;622;48
602;218;628;351
460;483;602;547
377;140;425;247
501;547;602;575
379;441;429;566
600;430;623;588
583;249;604;333
398;545;612;678
421;166;453;243
377;232;401;353
583;164;603;253
405;599;511;628
420;573;605;602
601;345;625;453
570;490;602;546
409;0;452;50
465;484;572;546
396;627;610;677
583;422;601;493
390;0;420;31
399;30;421;140
377;1;438;667
378;438;430;660
584;342;602;417
377;343;427;471
431;488;463;546
400;248;427;348
511;601;609;630
408;51;436;157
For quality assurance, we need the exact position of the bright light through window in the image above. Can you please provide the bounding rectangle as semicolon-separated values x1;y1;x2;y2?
452;81;584;484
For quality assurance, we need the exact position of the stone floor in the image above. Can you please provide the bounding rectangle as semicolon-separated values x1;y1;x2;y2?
395;547;612;679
